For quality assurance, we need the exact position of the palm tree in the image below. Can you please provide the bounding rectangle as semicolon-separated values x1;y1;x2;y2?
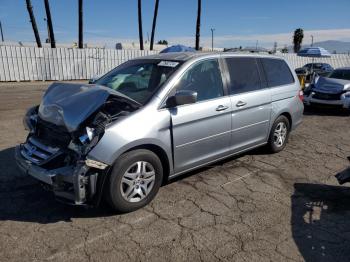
293;28;304;53
195;0;201;50
138;0;144;50
43;0;56;48
78;0;83;48
150;0;159;51
25;0;42;47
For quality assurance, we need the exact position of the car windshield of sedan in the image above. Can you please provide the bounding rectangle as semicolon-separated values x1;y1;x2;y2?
94;59;181;105
329;70;350;81
305;63;327;70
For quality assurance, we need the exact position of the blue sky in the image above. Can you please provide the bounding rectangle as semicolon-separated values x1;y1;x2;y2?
1;0;350;48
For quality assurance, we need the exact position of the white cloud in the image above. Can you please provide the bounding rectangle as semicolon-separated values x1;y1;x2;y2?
166;28;350;49
74;28;350;50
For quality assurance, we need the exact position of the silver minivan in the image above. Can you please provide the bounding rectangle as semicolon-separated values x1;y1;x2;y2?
16;52;303;212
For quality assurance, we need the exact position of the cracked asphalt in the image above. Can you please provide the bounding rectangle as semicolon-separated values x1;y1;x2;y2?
1;82;350;262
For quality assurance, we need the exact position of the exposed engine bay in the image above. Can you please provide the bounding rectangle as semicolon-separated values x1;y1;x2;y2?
16;83;140;205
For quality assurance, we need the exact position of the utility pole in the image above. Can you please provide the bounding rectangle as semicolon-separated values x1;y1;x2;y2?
0;20;4;42
26;0;42;47
195;0;201;50
44;0;56;48
210;28;215;51
44;18;50;43
311;35;314;47
138;0;144;50
150;0;159;51
273;42;277;54
255;40;259;51
78;0;83;48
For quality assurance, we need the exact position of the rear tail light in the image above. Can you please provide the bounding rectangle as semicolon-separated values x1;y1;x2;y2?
298;90;304;102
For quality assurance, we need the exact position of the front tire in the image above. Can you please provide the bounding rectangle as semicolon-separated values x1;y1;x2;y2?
105;149;163;213
267;115;290;153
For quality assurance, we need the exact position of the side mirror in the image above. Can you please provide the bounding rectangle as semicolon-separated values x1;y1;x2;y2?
166;90;197;108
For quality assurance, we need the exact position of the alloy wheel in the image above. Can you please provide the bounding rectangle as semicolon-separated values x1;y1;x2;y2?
120;161;156;203
273;122;287;147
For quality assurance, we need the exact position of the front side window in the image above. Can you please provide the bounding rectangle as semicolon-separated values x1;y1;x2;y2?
95;60;181;105
329;70;350;80
261;58;295;87
175;59;224;102
226;57;261;94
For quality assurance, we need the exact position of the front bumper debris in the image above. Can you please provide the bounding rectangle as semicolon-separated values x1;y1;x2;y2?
15;143;104;206
304;93;350;108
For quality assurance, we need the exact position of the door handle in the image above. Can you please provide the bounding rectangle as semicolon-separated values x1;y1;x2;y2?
216;105;229;111
236;101;247;107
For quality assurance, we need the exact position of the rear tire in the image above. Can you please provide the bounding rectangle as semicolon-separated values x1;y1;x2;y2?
267;115;290;153
105;149;163;213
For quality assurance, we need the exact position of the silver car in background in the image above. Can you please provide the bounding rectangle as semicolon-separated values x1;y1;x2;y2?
16;52;303;212
304;67;350;109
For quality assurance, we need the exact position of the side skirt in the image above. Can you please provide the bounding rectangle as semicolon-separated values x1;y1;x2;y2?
168;142;268;180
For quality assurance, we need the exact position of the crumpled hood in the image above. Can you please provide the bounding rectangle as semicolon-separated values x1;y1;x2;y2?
38;82;140;132
313;77;350;94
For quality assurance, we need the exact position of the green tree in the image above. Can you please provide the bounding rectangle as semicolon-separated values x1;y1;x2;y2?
157;40;168;45
293;28;304;53
281;46;288;53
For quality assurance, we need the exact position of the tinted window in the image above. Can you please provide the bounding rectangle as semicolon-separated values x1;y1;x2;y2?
225;57;261;94
329;69;350;80
261;58;294;87
175;59;224;102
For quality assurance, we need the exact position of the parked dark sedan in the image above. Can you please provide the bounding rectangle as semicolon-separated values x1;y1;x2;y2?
295;63;334;77
304;67;350;110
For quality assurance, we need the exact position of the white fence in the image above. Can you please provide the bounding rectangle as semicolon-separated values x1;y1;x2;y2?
278;53;350;70
0;46;158;82
0;45;350;82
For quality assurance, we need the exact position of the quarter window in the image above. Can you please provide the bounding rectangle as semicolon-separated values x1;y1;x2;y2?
261;58;295;87
225;57;261;94
175;59;224;102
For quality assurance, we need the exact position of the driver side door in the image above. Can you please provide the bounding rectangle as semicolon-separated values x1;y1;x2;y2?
169;59;232;174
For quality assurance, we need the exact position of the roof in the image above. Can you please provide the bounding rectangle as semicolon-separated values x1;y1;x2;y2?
138;52;210;61
136;51;284;62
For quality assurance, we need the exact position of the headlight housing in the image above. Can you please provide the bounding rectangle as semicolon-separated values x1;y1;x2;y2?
23;106;38;132
344;92;350;98
79;127;96;144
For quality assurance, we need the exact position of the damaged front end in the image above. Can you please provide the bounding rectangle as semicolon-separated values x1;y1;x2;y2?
15;83;140;206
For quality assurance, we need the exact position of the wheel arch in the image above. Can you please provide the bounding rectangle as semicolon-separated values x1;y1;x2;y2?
279;112;292;129
122;144;171;185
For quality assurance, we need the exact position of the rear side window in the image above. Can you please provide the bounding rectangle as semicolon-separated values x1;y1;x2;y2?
261;58;294;87
225;57;261;94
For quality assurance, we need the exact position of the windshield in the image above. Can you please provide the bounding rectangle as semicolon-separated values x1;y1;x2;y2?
329;70;350;81
94;59;181;105
304;63;327;70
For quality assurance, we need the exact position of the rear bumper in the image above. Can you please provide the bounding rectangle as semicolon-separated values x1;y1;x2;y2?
15;144;98;205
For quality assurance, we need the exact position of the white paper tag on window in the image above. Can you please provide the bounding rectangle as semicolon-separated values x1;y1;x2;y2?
158;61;179;67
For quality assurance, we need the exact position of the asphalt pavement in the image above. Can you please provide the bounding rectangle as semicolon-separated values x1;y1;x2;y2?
1;81;350;262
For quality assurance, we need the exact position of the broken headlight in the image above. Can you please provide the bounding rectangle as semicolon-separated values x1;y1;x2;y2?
23;106;38;132
79;127;96;144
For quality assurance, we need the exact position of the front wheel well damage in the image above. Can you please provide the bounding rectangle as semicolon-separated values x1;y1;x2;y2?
123;144;170;185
